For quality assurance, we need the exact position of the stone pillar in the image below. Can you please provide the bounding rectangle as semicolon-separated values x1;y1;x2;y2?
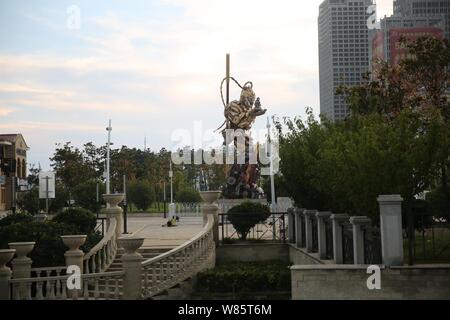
118;237;144;300
61;235;86;272
316;212;331;260
0;249;15;300
287;208;296;244
9;242;35;297
350;216;371;265
304;210;317;253
200;191;221;245
103;194;125;241
330;214;349;264
294;208;305;248
377;195;404;266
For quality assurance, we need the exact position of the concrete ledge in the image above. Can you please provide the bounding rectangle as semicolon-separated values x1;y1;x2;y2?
217;243;289;264
291;264;386;271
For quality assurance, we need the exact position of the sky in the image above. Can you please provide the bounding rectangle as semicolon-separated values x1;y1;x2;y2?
0;0;394;169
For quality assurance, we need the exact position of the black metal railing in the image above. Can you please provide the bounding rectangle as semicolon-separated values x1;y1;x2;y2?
342;222;354;264
363;226;382;264
324;218;334;259
311;216;318;252
95;218;106;237
405;200;450;265
219;212;287;244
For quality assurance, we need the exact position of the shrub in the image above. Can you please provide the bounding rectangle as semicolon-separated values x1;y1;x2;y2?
52;207;97;234
175;188;202;203
128;180;155;211
0;213;34;228
227;202;271;240
195;261;291;298
0;221;79;267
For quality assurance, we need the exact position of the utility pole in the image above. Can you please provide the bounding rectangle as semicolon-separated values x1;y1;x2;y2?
169;159;175;219
123;174;128;234
106;120;112;195
45;176;49;214
163;180;167;219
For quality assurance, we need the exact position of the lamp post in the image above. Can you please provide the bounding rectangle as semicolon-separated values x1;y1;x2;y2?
168;160;175;219
163;180;167;219
123;174;128;234
267;117;276;240
106;120;112;195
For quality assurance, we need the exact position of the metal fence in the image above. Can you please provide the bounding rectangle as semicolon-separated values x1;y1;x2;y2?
405;200;450;265
219;212;287;244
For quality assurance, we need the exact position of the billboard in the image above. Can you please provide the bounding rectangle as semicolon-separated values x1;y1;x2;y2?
39;171;56;199
389;27;444;65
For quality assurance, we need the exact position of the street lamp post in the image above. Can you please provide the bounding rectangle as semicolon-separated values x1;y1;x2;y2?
106;120;112;195
123;174;128;234
267;117;277;240
169;160;175;219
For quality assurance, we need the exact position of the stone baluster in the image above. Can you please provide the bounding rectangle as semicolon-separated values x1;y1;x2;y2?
350;216;371;264
377;195;404;266
304;210;317;252
294;208;306;248
0;249;16;300
118;237;144;300
330;214;349;264
200;191;221;245
316;212;332;260
9;242;35;298
61;235;86;298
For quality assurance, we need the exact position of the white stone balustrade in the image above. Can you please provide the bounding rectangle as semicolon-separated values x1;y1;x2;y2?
378;195;404;266
117;237;144;300
316;212;332;259
331;214;349;264
0;249;16;300
304;210;317;253
9;242;35;297
200;191;221;244
350;216;371;264
287;208;296;244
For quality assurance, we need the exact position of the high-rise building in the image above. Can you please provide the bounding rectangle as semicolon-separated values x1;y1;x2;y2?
393;0;450;38
371;15;444;66
318;0;373;122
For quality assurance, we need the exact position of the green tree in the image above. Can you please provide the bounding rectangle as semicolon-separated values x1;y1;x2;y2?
128;180;155;211
175;188;202;203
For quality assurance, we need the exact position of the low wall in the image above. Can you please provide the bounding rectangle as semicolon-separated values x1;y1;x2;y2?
291;264;450;300
288;245;323;265
216;243;289;264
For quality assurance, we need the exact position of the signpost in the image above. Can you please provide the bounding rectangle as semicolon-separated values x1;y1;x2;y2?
39;172;55;214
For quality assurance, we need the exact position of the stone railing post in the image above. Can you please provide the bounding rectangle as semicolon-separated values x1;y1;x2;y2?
350;216;371;265
316;212;331;260
200;191;221;245
9;242;35;297
330;214;349;264
0;249;16;300
294;208;305;248
287;208;296;244
377;195;404;266
118;237;144;300
103;194;125;241
62;235;86;297
304;210;317;252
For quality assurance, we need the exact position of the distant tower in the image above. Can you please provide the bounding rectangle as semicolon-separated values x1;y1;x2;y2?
318;0;373;122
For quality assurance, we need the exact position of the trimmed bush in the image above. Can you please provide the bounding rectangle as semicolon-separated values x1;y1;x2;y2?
16;187;40;215
0;213;34;228
227;202;271;240
52;207;97;234
195;261;291;299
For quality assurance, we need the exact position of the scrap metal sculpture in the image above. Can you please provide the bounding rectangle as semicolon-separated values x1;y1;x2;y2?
217;67;267;199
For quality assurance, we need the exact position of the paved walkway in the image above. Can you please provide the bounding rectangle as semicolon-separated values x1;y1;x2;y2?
126;216;204;247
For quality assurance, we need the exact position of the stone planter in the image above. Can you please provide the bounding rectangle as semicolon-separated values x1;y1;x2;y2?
103;193;125;208
200;191;221;204
0;249;16;272
8;242;35;262
61;235;87;252
117;237;144;256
